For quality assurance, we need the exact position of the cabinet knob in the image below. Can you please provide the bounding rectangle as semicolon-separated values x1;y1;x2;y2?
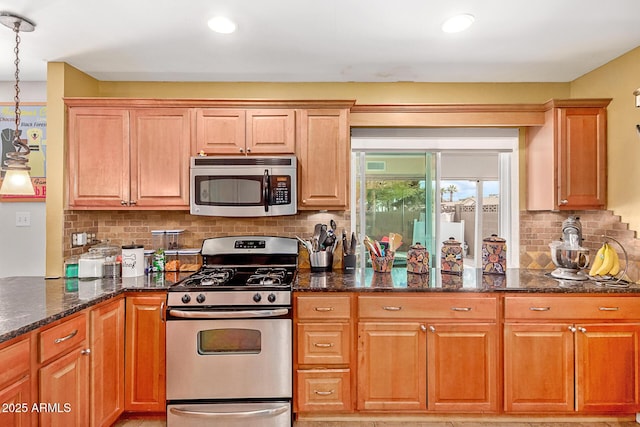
568;325;577;333
81;348;91;356
129;200;136;206
560;199;569;205
121;200;127;205
239;148;244;153
428;325;436;333
578;327;587;334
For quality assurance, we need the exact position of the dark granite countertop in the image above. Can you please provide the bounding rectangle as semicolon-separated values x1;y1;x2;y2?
2;268;639;345
294;268;640;293
0;273;180;344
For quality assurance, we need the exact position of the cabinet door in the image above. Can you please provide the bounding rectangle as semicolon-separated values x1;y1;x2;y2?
504;323;574;413
130;109;191;208
246;109;295;154
125;293;166;412
67;108;130;208
357;322;426;411
39;348;89;427
195;109;246;154
0;376;31;427
576;323;640;413
297;109;349;210
90;298;125;427
427;323;498;412
557;106;607;210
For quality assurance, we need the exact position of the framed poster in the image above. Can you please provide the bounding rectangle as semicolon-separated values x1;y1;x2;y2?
0;102;46;202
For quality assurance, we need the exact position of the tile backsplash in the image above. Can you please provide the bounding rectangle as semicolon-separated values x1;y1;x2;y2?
64;209;640;282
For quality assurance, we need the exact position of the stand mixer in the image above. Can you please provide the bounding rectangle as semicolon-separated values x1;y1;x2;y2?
549;216;590;281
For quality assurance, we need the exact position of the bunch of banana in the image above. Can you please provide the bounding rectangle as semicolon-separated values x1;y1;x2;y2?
589;242;621;277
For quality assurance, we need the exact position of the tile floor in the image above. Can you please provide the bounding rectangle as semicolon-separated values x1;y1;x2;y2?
113;415;640;427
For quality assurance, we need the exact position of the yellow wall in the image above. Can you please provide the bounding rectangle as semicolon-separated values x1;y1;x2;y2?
45;63;100;275
570;46;640;232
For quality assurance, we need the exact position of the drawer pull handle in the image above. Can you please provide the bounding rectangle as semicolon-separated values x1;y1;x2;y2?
383;306;402;311
314;343;334;348
314;307;334;312
314;390;334;396
529;307;551;311
54;329;78;344
451;307;472;312
598;306;620;311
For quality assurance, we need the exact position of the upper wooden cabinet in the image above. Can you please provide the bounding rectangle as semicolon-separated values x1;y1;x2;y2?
526;99;611;211
195;109;295;154
66;100;192;209
297;108;350;210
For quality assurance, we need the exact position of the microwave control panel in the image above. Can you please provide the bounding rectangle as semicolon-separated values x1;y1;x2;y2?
270;175;291;205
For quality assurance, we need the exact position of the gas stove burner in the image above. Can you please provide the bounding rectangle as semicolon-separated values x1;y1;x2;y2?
181;267;235;287
246;268;288;286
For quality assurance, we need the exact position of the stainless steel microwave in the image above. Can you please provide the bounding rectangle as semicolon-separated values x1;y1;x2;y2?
190;156;297;217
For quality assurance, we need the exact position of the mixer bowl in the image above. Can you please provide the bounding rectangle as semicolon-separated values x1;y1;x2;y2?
549;243;590;270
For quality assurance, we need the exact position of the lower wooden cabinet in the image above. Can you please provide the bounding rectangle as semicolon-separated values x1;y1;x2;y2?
0;336;33;427
358;321;427;411
295;294;354;414
504;295;640;414
427;322;498;412
39;348;89;426
125;292;166;412
90;297;125;426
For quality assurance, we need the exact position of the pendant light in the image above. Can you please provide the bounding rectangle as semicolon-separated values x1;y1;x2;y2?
0;12;36;196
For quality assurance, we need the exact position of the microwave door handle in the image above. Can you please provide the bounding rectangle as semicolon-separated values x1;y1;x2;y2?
263;169;270;212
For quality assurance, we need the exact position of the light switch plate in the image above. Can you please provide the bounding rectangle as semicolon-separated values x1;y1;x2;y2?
16;212;30;227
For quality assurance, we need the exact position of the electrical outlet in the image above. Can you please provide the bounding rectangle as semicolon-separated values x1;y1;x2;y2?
71;232;88;247
15;212;30;227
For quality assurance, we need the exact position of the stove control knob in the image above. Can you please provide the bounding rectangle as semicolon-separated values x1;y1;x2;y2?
253;293;262;303
268;293;277;303
181;294;191;304
196;294;206;304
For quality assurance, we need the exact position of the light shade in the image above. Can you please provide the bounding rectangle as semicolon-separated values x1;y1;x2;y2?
0;169;35;195
442;14;475;33
634;88;640;107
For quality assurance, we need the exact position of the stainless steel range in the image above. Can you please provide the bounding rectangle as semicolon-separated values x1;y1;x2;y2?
165;236;297;427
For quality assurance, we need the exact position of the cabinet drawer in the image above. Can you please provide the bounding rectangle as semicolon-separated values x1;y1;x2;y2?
297;323;350;365
0;337;30;389
297;295;351;320
296;369;351;412
505;296;640;320
358;295;497;320
39;313;87;363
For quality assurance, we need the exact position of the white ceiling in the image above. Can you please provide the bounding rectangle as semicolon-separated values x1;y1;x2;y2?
1;0;640;83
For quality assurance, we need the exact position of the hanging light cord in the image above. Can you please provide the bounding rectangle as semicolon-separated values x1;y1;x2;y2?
3;19;30;172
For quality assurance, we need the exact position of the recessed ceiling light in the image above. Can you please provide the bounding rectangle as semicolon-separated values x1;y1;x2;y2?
208;16;236;34
441;14;475;33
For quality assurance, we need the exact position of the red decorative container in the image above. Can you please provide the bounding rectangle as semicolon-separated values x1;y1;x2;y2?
482;234;507;274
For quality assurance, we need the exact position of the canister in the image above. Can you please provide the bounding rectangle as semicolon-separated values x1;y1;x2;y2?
482;234;507;274
151;230;167;250
64;256;79;278
178;249;202;271
164;250;179;272
166;229;184;250
407;242;429;274
441;237;463;274
122;244;145;277
78;252;105;279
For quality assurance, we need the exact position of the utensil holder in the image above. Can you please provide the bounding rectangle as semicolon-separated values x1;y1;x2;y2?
371;252;395;273
310;251;333;272
343;254;356;273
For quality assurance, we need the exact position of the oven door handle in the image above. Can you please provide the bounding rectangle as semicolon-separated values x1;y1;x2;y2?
169;404;289;419
168;308;289;319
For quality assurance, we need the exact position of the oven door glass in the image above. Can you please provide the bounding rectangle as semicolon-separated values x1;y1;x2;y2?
166;318;292;400
167;401;291;427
